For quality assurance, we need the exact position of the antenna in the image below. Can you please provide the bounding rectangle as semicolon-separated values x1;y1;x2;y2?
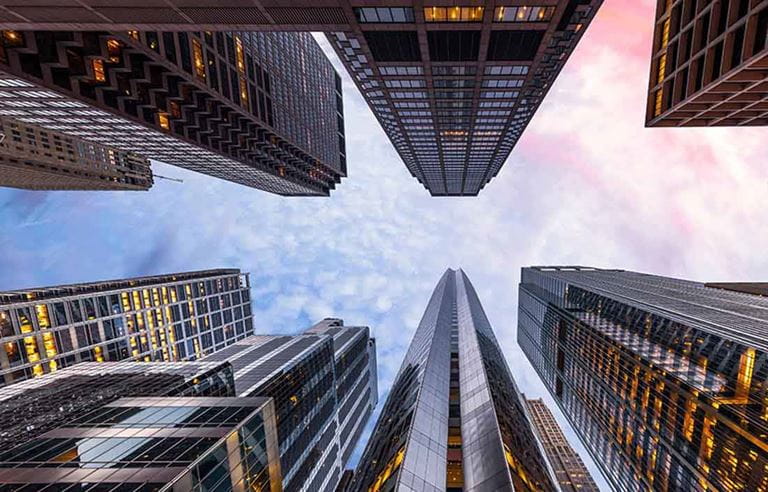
153;174;184;183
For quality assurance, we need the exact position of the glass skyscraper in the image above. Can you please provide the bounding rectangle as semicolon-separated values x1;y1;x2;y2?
519;266;768;491
204;318;378;492
0;395;282;491
350;268;556;491
0;269;253;386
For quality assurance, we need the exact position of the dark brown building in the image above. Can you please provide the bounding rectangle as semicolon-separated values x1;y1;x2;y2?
0;1;602;196
0;116;152;190
526;397;600;492
646;0;768;127
0;29;346;196
705;281;768;296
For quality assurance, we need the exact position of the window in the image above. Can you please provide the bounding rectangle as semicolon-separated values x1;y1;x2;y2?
192;38;206;79
364;31;421;61
494;6;555;22
424;6;484;22
428;31;481;61
487;31;544;61
354;7;415;23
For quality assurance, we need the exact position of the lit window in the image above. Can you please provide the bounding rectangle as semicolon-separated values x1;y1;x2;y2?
234;36;245;73
92;59;106;82
158;112;170;130
424;6;484;22
192;38;206;79
494;6;555;22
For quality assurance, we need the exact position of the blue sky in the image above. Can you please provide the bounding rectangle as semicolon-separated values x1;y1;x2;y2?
2;1;768;488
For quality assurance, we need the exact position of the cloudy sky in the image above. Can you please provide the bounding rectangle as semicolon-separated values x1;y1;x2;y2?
1;0;767;489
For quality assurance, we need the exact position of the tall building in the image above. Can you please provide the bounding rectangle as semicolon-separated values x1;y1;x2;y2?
518;266;768;491
526;397;599;492
204;318;378;492
0;30;346;196
0;1;602;196
0;395;282;491
0;116;153;190
0;269;253;386
0;317;377;492
646;0;768;127
0;360;237;448
350;269;556;491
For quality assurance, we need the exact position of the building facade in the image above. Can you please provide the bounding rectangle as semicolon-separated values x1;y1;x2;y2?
0;269;254;386
204;318;378;492
0;395;282;491
526;397;600;492
0;115;153;190
0;1;602;196
518;266;768;491
350;268;556;492
0;360;237;448
0;29;346;195
646;0;767;127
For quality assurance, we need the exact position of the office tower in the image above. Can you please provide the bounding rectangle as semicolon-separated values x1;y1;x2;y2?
330;1;603;195
204;318;377;492
646;0;768;127
518;266;768;491
0;116;153;190
0;395;282;491
350;269;556;491
0;1;602;196
0;30;346;196
526;397;599;492
0;360;236;448
0;269;253;386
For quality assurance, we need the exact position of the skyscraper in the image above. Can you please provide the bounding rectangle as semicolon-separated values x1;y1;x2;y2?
350;268;556;491
526;397;599;492
0;395;282;491
0;360;237;448
0;116;153;190
0;269;253;386
204;318;378;492
0;30;345;196
0;1;602;196
518;266;768;491
646;0;767;127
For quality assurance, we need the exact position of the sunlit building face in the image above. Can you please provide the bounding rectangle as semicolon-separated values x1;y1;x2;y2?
519;266;768;491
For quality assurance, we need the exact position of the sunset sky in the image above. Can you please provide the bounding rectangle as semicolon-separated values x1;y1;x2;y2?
1;0;766;488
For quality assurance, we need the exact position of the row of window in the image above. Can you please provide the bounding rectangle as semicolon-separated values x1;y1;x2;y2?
354;6;556;24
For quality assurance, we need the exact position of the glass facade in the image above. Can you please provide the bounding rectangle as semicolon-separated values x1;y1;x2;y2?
0;396;282;491
0;269;253;386
519;266;768;491
204;319;378;492
526;398;599;492
0;360;236;450
351;269;556;491
0;29;345;196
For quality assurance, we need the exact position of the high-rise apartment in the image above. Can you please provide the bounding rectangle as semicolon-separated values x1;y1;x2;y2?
350;268;556;491
0;269;253;386
0;395;282;491
518;266;768;491
0;116;153;190
646;0;768;127
0;29;346;195
204;318;378;492
0;1;602;196
526;397;599;492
